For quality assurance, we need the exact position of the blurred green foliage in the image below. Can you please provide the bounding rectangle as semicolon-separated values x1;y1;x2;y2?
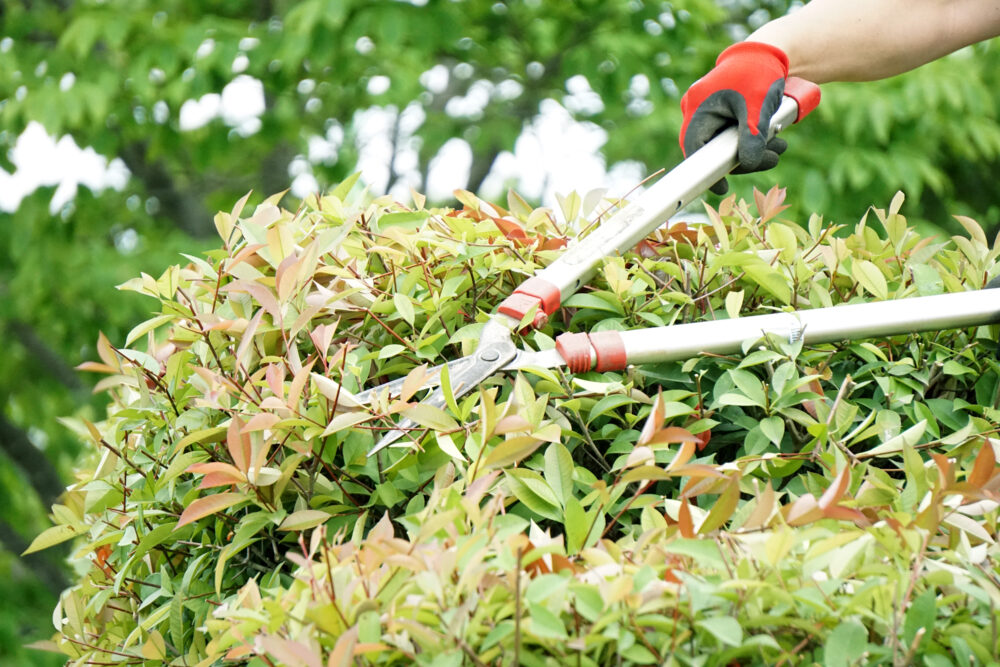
2;0;1000;663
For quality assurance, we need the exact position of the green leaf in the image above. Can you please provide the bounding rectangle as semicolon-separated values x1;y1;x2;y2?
527;603;568;640
696;616;743;647
331;172;361;200
852;259;888;300
544;443;574;508
718;392;764;408
862;420;927;458
662;539;725;570
902;589;936;650
484;436;544;469
729;369;767;406
278;509;331;531
725;289;744;319
23;524;84;555
564;496;591;555
401;404;459;431
563;292;625;315
743;263;791;304
911;264;943;295
698;477;740;534
759;416;785;446
125;313;175;347
393;292;416;326
824;620;868;667
504;470;561;522
588;394;636;422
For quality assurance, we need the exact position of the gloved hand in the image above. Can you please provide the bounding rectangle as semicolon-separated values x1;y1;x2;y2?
680;42;790;195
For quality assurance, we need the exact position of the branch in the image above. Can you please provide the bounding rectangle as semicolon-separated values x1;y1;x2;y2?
257;142;296;200
7;320;86;394
0;518;70;597
466;146;500;197
0;411;65;510
118;142;215;238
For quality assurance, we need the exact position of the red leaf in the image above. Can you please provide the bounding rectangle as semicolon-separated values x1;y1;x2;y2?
646;427;700;447
753;185;790;223
823;506;868;523
785;494;823;526
199;473;240;489
539;237;568;251
635;239;660;258
663;223;699;245
187;461;243;478
678;499;694;538
265;364;285;399
242;412;281;433
638;391;667;446
932;453;955;491
227;417;251;473
492;216;530;246
695;429;712;451
818;466;851;511
666;441;696;472
176;493;245;528
968;440;996;489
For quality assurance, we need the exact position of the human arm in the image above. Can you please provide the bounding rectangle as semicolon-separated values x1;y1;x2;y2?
748;0;1000;83
679;0;1000;189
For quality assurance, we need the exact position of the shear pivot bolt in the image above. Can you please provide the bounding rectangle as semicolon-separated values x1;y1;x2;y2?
479;350;500;362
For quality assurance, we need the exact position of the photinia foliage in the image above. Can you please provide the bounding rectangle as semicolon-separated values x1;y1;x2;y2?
29;181;1000;665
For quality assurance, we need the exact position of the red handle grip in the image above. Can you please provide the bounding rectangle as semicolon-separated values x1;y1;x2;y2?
784;77;821;123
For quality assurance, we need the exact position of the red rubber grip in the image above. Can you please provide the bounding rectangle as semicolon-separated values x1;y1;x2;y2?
555;332;593;373
498;277;561;329
784;77;820;123
555;331;628;373
590;331;627;372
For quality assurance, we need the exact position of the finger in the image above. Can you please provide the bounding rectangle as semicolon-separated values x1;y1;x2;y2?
709;178;729;196
735;130;766;172
731;137;787;174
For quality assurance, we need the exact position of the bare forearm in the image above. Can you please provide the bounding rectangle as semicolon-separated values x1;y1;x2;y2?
748;0;1000;83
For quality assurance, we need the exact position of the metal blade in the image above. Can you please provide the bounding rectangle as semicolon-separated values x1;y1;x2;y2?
501;348;568;371
352;356;474;406
368;318;519;456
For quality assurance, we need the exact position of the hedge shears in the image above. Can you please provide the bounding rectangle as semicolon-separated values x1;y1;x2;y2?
353;78;999;455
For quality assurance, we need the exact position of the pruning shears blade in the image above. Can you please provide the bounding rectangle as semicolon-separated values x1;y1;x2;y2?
502;348;568;372
353;355;472;406
368;320;519;456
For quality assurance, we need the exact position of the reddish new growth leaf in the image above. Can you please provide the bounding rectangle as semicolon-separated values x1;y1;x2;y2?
227;416;252;474
176;492;245;529
678;499;695;538
753;185;790;223
635;223;701;259
454;189;568;250
784;466;867;526
966;440;996;490
186;462;245;489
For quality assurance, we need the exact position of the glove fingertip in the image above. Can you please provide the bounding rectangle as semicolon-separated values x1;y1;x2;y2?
767;137;788;156
709;178;729;196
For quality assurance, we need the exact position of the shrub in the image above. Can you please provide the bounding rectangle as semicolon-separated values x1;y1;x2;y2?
30;180;1000;665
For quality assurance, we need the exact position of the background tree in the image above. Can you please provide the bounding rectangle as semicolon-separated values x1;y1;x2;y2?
3;0;1000;662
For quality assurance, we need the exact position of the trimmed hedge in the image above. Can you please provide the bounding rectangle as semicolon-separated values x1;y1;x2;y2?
32;182;1000;666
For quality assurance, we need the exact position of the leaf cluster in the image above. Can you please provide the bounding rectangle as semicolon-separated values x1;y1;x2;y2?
30;180;1000;666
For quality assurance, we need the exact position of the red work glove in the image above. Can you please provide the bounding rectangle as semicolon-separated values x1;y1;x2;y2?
680;42;789;195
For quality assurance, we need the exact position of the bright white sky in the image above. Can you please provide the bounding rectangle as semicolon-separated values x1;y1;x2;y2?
0;69;647;217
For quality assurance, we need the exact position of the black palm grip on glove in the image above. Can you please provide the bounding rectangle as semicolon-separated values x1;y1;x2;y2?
680;42;790;194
